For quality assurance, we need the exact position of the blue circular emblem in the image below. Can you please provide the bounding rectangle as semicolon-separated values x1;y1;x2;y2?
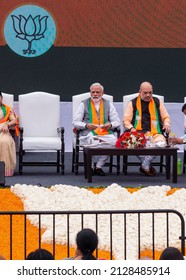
4;5;56;57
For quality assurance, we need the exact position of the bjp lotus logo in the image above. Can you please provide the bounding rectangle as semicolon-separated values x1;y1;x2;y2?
4;5;56;57
11;15;48;55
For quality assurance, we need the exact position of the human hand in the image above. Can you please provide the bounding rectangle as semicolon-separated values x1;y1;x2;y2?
130;127;136;132
162;125;171;134
101;123;112;130
169;137;183;145
86;123;98;130
0;123;9;133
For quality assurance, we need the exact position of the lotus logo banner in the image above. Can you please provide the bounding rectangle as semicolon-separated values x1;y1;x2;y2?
4;5;56;57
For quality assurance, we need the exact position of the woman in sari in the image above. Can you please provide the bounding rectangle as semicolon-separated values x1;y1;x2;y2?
0;92;16;176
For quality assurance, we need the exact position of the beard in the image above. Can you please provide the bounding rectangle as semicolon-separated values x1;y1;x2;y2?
91;96;101;103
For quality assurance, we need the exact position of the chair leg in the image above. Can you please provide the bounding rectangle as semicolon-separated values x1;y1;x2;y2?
74;147;79;175
57;151;60;173
61;150;65;175
19;131;23;175
19;150;23;175
72;148;75;173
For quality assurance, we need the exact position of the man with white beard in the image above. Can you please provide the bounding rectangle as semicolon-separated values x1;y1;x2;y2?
73;82;120;176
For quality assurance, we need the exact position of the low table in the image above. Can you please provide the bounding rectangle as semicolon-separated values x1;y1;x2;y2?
83;146;178;183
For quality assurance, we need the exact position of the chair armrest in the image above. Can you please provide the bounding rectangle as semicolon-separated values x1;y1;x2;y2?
57;127;65;134
73;128;82;147
57;127;65;151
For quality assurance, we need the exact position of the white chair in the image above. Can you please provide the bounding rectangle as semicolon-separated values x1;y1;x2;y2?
123;93;164;112
123;93;165;174
18;91;65;174
72;92;120;174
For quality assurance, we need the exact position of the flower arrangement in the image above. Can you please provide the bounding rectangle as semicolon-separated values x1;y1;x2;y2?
116;131;146;148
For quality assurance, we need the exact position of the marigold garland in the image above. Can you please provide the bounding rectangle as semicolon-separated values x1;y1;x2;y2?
0;187;181;260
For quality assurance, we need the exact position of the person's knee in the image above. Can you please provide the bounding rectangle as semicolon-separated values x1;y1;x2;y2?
0;137;9;148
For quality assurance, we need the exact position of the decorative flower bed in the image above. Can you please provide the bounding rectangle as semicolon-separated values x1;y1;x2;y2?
0;184;184;260
0;187;111;260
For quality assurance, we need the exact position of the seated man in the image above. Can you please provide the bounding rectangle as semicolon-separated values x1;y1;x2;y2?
0;92;17;176
123;81;171;176
73;82;121;176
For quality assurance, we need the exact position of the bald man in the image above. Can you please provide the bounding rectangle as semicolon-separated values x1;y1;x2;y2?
123;81;171;176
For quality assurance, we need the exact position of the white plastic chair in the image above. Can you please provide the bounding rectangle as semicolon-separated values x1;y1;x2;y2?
72;92;120;174
18;91;65;174
123;93;165;174
123;93;164;113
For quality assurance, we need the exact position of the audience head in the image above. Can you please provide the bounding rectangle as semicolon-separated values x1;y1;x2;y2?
181;103;186;115
76;228;98;260
139;81;153;102
159;247;184;260
26;248;54;260
90;82;104;103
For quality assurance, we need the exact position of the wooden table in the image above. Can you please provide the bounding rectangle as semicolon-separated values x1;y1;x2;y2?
83;146;178;183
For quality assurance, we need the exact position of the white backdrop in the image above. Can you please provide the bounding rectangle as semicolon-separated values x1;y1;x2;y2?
14;102;185;152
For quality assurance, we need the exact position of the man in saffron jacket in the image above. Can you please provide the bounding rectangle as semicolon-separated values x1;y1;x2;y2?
73;82;121;176
123;81;171;176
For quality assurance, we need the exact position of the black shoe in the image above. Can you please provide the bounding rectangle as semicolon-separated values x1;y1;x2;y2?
149;166;156;175
139;166;155;176
94;168;105;176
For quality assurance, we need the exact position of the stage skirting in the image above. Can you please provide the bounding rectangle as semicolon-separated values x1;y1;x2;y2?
14;102;185;152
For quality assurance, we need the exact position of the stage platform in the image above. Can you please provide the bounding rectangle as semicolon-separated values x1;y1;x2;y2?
5;152;186;188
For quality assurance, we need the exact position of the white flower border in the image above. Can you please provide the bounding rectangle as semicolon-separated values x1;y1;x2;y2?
11;183;186;260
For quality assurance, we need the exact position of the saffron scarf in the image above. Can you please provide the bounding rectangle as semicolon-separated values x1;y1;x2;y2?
0;104;11;123
0;104;19;136
134;94;161;135
88;99;111;136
